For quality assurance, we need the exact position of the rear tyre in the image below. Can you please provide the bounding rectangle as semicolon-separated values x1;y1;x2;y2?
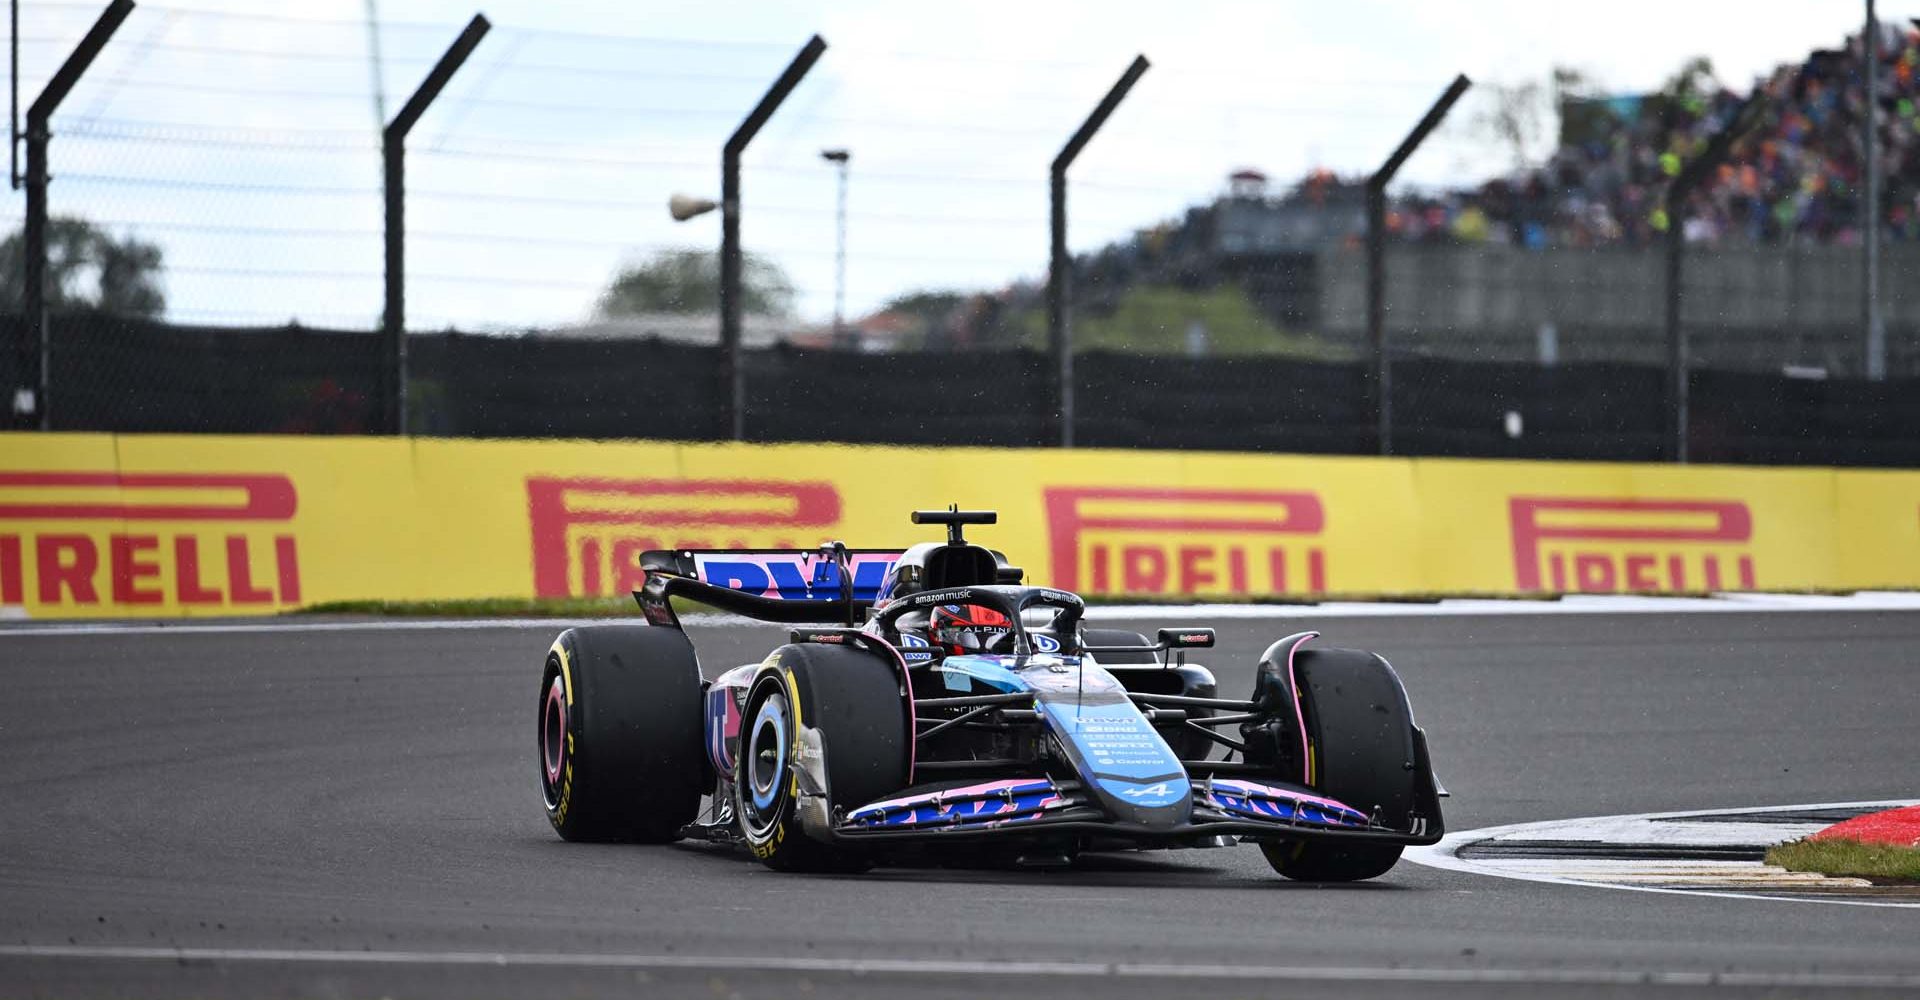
736;643;910;873
1260;646;1417;882
538;625;704;843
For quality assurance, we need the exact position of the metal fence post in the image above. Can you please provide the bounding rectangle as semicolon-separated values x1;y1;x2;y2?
1662;92;1767;463
1048;54;1148;449
1365;73;1470;457
722;35;826;442
1864;0;1884;380
20;0;134;431
382;12;489;436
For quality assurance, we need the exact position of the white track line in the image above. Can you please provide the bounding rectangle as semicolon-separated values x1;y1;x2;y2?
1406;800;1920;909
1089;591;1920;619
1;944;1917;989
0;616;675;638
4;591;1919;637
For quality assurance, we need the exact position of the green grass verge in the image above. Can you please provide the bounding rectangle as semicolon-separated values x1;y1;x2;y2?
1009;283;1352;358
1767;838;1920;882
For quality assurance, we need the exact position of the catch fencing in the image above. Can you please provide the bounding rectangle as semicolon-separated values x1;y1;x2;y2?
7;314;1919;467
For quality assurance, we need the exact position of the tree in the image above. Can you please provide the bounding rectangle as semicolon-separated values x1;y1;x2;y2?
1551;66;1612;147
596;248;795;318
1473;78;1547;171
0;217;165;316
877;289;967;346
1658;56;1719;111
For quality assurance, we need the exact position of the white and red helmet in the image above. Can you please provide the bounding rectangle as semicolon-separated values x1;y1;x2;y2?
929;603;1013;655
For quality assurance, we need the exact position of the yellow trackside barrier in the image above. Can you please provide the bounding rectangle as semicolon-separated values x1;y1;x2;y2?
3;432;1918;618
1410;460;1839;594
1835;470;1920;589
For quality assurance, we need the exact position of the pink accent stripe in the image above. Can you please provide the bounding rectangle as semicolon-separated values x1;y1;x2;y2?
868;637;917;783
1285;632;1318;783
856;778;1048;814
1208;778;1362;817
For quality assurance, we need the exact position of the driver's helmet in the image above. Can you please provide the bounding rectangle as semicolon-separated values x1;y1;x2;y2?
930;603;1013;655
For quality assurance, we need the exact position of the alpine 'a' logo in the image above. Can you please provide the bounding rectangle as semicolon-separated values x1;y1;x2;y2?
1121;782;1174;799
897;632;934;663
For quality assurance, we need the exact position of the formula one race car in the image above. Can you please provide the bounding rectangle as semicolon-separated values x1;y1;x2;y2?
535;508;1444;881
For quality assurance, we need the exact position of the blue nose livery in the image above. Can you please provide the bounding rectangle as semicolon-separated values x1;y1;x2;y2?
934;653;1194;823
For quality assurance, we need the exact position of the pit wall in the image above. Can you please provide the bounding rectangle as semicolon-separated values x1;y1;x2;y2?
3;432;1918;618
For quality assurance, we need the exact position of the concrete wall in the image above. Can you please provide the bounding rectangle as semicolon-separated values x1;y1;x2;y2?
1316;244;1920;375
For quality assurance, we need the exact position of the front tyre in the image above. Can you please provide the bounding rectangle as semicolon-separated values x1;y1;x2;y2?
538;625;704;843
736;643;910;873
1260;646;1420;882
1261;838;1402;882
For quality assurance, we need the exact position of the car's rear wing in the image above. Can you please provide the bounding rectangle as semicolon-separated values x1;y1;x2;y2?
635;546;903;628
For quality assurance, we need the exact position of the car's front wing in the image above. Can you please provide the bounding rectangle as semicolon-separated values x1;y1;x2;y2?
828;775;1442;848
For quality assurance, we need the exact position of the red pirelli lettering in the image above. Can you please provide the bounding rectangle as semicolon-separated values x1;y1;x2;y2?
1509;496;1756;592
525;477;841;598
0;472;296;521
226;537;273;604
275;536;301;603
0;536;21;604
110;535;163;605
0;472;304;608
36;535;98;603
174;537;221;604
1044;486;1327;595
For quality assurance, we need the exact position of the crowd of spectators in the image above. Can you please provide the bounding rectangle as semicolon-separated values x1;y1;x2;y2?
1384;21;1920;248
920;26;1920;351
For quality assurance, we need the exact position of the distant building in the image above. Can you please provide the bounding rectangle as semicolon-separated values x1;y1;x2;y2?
1204;169;1366;329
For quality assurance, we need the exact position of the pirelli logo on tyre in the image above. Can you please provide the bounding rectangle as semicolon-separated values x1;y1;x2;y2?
526;476;843;598
0;472;302;612
1509;496;1758;593
1043;486;1327;596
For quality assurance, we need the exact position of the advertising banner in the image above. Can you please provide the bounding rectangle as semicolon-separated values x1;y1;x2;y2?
3;432;1916;618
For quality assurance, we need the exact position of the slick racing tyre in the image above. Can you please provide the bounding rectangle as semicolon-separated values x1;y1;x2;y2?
538;625;704;843
1260;646;1418;882
736;643;910;873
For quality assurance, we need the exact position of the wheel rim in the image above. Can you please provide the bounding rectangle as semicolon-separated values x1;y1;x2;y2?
539;671;567;808
740;682;790;838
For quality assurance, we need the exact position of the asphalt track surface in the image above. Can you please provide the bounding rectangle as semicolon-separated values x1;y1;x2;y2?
3;610;1917;999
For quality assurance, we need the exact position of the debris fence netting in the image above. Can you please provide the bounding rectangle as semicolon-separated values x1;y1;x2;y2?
14;313;1920;467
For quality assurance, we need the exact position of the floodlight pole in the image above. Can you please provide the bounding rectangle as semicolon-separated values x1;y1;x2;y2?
821;148;851;348
1366;73;1470;456
382;12;489;436
21;0;134;432
11;0;21;190
1049;54;1148;449
722;34;826;442
1663;92;1767;463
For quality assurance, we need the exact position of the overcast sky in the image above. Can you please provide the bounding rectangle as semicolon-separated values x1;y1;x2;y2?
8;0;1914;331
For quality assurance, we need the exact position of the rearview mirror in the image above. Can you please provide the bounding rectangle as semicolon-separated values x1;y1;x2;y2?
1156;628;1215;649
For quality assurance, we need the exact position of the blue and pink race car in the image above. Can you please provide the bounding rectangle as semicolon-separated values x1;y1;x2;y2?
536;508;1445;880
